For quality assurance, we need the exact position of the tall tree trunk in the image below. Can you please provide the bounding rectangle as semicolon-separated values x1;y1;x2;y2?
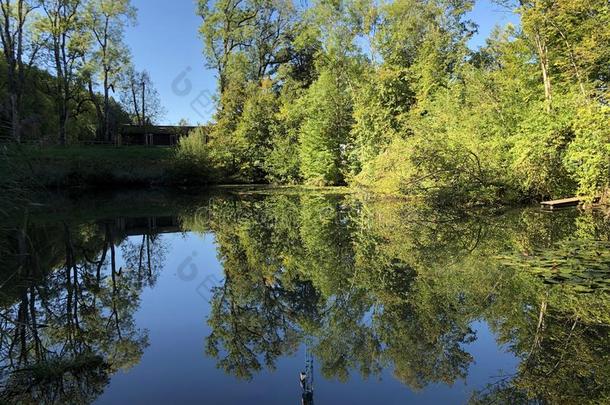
549;20;587;97
131;83;141;125
534;33;552;112
1;2;24;143
104;72;111;143
59;99;68;145
10;93;21;142
54;38;67;145
87;79;104;141
59;60;70;146
59;31;72;146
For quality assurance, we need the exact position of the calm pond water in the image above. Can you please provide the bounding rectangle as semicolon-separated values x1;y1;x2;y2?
1;189;609;404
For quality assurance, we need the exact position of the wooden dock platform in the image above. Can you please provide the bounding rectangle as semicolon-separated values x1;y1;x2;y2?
541;197;582;210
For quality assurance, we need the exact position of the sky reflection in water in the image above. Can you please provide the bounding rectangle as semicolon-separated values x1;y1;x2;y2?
0;190;608;404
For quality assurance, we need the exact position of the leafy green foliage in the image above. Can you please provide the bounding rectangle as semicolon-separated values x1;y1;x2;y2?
173;128;215;184
510;102;577;199
299;68;353;185
1;0;609;204
349;66;412;174
564;104;610;198
0;0;140;145
232;80;279;181
195;0;610;204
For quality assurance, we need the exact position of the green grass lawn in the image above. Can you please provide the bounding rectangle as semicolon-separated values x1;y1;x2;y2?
1;145;177;188
5;144;174;162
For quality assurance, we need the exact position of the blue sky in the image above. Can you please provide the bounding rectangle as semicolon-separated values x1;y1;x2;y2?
125;0;214;125
125;0;518;125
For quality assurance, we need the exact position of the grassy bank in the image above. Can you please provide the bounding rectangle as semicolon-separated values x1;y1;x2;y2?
1;145;176;189
2;145;605;210
0;144;351;193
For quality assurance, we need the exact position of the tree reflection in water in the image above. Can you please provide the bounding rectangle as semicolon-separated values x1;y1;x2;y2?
189;194;610;404
0;191;609;404
0;215;166;403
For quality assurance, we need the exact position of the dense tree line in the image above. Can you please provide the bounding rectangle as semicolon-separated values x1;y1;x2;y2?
0;0;163;145
194;0;610;203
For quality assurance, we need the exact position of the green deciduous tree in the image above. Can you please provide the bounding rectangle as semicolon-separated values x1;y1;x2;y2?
85;0;135;142
0;0;40;142
299;68;353;185
38;0;91;145
191;0;610;201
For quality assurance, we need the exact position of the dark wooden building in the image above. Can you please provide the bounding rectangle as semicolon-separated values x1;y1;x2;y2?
119;125;203;146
